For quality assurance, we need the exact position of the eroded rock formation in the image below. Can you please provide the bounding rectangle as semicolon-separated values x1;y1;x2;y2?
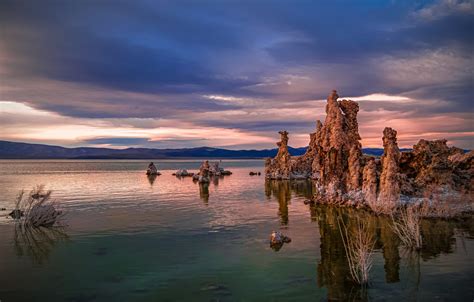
400;139;472;196
193;160;210;183
310;91;364;203
208;161;232;176
265;90;473;208
193;160;232;183
265;131;295;179
378;127;401;205
146;162;160;176
362;158;378;205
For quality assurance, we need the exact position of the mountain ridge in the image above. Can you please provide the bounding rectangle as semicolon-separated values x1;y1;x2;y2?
0;140;408;159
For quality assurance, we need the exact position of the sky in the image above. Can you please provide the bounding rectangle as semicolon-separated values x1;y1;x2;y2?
0;0;473;150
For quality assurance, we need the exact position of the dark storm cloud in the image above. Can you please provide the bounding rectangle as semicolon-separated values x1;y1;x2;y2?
0;0;259;94
0;0;472;148
1;0;471;100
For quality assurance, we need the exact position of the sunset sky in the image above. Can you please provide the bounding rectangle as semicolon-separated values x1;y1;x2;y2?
0;0;472;150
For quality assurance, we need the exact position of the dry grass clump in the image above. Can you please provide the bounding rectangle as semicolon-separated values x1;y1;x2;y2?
391;205;422;251
13;185;64;228
337;217;376;285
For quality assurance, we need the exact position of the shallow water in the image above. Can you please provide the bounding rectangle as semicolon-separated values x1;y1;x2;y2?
0;159;473;301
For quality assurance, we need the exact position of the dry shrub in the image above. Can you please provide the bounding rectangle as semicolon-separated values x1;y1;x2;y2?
337;217;376;285
367;197;398;216
391;205;422;250
13;185;64;228
418;195;473;219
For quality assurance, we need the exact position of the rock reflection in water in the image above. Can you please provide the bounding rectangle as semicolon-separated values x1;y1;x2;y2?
147;174;157;185
265;179;314;226
379;219;400;283
311;205;473;301
421;219;458;260
13;224;68;264
263;178;472;296
193;175;226;204
199;183;210;204
314;206;372;301
212;175;221;187
314;206;398;300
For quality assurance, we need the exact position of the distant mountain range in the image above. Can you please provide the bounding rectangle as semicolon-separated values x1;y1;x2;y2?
0;140;408;159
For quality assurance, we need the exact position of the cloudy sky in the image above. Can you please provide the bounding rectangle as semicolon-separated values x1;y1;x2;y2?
0;0;472;150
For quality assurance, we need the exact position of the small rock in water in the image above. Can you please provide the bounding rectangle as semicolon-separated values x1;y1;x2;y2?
174;169;194;177
303;199;314;205
0;207;6;211
270;230;291;251
146;162;161;176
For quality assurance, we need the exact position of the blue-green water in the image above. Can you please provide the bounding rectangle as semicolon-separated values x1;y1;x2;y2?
0;160;473;301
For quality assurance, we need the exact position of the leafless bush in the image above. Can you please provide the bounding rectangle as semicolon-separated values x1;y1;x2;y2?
418;195;473;219
338;217;376;285
367;197;398;216
391;205;422;250
13;185;64;228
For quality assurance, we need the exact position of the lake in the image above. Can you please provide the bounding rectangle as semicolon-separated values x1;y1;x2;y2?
0;159;473;301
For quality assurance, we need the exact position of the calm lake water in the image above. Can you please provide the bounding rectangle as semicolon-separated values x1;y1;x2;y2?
0;160;473;301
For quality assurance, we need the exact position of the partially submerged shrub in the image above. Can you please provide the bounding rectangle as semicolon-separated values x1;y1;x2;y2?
391;205;422;251
337;217;376;285
12;185;64;228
